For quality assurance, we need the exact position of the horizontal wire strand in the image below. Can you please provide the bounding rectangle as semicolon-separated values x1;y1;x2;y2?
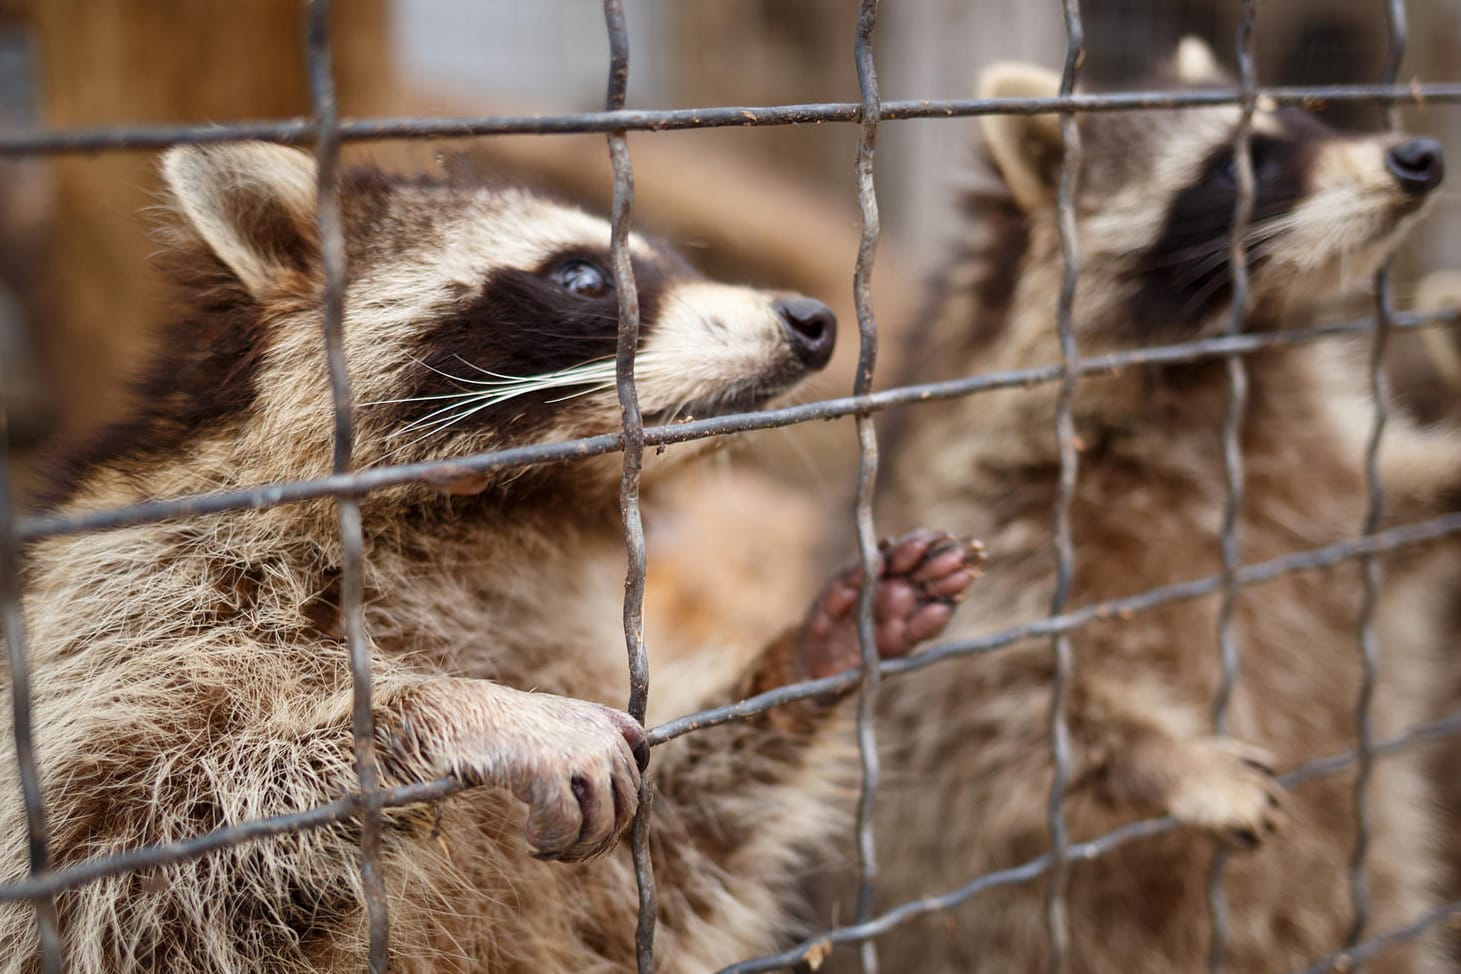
17;310;1458;545
4;84;1461;155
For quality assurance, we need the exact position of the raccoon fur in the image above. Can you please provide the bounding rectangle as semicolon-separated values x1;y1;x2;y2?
844;38;1459;973
0;142;982;973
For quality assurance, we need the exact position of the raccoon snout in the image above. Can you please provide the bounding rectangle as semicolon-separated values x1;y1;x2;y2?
774;296;837;371
1386;138;1445;196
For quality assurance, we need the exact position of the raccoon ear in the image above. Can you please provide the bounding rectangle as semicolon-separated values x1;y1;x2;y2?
1174;36;1227;84
161;143;320;300
977;63;1065;213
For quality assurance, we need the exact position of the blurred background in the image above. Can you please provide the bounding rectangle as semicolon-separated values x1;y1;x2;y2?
1;0;1459;481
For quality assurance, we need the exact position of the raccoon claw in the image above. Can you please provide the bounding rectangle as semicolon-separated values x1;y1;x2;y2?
1162;738;1286;849
515;701;645;862
800;530;986;680
392;683;645;863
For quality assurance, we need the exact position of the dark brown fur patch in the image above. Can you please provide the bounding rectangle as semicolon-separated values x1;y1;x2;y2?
960;185;1030;351
42;258;276;506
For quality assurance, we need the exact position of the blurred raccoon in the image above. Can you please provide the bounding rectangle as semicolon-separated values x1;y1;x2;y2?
0;143;985;973
841;38;1459;972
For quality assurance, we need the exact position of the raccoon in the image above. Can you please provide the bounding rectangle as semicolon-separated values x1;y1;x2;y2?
846;38;1458;972
0;142;985;973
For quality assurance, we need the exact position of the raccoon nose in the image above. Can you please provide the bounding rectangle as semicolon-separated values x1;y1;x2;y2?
775;296;837;371
1386;138;1445;196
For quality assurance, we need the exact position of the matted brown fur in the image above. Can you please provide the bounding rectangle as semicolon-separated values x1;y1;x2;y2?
828;40;1461;972
0;143;861;973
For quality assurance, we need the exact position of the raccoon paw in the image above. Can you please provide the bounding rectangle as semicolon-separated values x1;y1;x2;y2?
508;696;649;862
387;682;648;862
1164;737;1284;849
800;530;986;680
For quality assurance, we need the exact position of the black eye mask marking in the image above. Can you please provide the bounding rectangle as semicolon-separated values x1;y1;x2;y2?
1126;121;1320;337
388;245;687;445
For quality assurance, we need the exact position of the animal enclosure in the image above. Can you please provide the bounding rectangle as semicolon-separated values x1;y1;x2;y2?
2;1;1461;972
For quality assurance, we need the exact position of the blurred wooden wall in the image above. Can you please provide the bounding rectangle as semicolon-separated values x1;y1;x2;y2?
13;0;391;442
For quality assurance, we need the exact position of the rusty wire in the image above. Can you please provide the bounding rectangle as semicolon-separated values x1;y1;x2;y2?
3;6;1461;974
1345;1;1412;959
849;4;886;974
304;1;391;969
8;85;1461;156
1206;3;1258;970
1043;1;1085;969
597;2;658;970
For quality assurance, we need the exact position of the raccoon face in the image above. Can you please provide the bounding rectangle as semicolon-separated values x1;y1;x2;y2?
977;37;1444;344
158;143;835;487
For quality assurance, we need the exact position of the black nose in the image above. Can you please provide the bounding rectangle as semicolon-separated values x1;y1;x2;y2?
774;296;837;371
1386;137;1445;196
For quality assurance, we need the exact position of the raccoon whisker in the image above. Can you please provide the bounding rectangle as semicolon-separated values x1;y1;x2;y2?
409;356;498;388
391;389;543;440
1171;249;1233;289
392;365;668;440
1138;237;1230;270
1177;266;1243;324
468;371;631;404
380;399;502;462
403;356;603;396
392;405;478;439
380;356;677;457
543;382;619;404
378;429;452;466
450;354;615;383
1247;217;1296;239
390;393;506;438
1247;216;1302;241
1164;212;1297;253
441;369;614;392
358;392;485;407
412;397;515;440
441;359;623;395
1145;218;1297;278
391;377;635;445
377;421;453;464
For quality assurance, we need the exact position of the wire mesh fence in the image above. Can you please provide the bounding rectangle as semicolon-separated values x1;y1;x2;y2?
2;1;1461;972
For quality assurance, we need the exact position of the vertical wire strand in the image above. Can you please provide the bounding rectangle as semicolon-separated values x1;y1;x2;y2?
1347;3;1409;956
0;371;61;973
600;3;656;970
1206;4;1259;971
850;3;885;973
1044;3;1084;971
305;3;390;969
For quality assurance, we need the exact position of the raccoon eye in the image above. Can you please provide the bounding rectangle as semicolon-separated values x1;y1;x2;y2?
549;259;612;299
1218;142;1278;186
